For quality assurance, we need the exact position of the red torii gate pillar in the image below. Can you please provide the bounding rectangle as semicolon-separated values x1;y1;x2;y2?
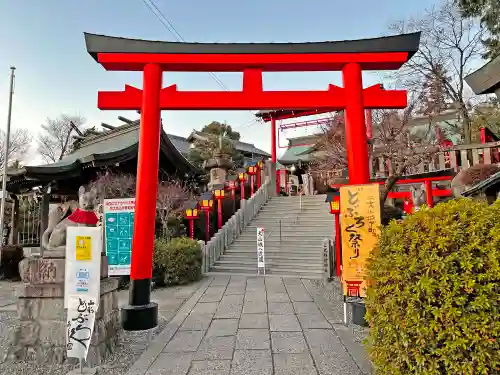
126;64;163;328
343;63;370;184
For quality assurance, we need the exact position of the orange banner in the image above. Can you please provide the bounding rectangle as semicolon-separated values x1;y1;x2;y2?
340;183;381;297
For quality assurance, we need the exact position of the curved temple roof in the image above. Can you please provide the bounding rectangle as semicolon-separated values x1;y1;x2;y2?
6;120;202;192
465;55;500;95
84;32;421;72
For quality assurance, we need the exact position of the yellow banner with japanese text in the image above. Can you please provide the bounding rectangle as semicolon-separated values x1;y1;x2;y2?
340;183;381;297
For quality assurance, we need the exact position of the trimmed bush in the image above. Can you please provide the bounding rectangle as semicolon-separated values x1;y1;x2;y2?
153;237;203;287
365;199;500;374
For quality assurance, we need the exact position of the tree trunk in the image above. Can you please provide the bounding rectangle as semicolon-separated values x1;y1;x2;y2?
381;175;400;205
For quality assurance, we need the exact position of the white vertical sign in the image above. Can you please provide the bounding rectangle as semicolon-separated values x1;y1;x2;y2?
64;227;102;308
66;295;98;360
256;227;265;274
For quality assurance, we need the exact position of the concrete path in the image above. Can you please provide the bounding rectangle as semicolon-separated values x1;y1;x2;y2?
127;276;368;375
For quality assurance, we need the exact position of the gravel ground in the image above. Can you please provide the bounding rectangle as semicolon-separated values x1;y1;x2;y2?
0;279;203;375
0;312;169;375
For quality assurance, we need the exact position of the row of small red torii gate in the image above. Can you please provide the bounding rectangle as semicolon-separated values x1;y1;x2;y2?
84;30;453;331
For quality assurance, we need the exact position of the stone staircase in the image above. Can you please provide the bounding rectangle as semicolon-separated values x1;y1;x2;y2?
210;195;334;278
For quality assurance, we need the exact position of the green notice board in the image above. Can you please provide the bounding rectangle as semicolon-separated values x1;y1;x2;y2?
103;198;135;276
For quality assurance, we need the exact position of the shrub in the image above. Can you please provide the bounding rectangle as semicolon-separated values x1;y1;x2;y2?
365;199;500;375
153;237;203;287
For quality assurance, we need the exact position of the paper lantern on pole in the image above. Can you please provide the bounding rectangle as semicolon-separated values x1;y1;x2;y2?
326;190;341;277
184;200;199;239
246;161;258;196
199;192;214;243
226;175;239;214
212;183;226;230
256;158;264;189
237;168;247;200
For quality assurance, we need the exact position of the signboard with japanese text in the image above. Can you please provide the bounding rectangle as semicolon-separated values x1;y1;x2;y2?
256;227;265;272
66;296;98;360
103;198;135;276
340;183;381;298
64;227;102;308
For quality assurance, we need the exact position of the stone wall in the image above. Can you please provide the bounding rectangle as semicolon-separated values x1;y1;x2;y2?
5;257;120;366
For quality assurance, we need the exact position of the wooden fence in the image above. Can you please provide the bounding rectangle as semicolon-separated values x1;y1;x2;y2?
311;140;500;186
373;140;500;178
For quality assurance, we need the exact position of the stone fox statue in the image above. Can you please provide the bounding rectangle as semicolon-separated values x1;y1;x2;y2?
41;186;99;256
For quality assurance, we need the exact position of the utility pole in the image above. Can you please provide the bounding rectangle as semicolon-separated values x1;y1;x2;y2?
0;67;16;261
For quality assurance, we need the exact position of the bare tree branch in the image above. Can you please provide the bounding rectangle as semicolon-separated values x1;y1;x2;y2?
389;0;487;144
309;95;439;204
0;128;32;169
37;114;86;163
89;171;193;237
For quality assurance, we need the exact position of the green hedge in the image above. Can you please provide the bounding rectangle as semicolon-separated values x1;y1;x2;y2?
365;199;500;374
153;237;203;287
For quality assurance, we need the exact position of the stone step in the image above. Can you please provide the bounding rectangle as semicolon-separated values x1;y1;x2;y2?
229;241;326;249
219;254;323;261
262;202;328;208
261;203;328;210
245;223;333;229
224;249;323;257
257;211;330;217
238;233;331;239
248;219;334;225
271;196;327;201
215;260;323;269
209;265;324;278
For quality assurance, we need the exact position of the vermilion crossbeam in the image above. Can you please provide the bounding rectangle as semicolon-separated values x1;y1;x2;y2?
97;84;407;111
96;52;410;72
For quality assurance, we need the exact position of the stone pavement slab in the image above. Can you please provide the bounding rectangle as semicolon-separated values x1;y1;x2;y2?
125;276;367;375
239;313;269;329
206;319;238;337
271;332;308;354
236;329;270;350
187;360;231;375
231;350;272;375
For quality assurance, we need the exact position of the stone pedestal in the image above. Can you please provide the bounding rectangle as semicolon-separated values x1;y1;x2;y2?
265;160;277;197
6;256;120;366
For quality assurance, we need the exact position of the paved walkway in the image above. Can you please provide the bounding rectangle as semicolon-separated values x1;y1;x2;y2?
127;276;368;375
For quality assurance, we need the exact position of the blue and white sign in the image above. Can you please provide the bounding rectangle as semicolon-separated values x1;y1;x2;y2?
103;198;135;276
75;268;90;292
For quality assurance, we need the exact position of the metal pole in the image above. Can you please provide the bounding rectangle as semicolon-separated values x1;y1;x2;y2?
0;67;15;261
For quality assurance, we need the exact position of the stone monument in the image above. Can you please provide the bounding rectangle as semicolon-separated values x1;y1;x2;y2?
204;150;232;190
6;186;120;365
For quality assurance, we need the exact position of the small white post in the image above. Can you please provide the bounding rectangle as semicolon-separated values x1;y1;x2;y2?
343;295;348;326
256;227;265;276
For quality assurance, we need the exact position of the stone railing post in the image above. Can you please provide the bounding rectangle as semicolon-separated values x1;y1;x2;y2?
198;240;207;273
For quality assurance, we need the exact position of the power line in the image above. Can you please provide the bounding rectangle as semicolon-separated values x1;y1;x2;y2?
142;0;229;91
141;0;263;130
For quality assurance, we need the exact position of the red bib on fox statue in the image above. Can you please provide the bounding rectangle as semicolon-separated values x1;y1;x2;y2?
67;208;99;225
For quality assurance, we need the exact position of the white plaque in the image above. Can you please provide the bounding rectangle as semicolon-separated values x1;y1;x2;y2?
64;227;102;308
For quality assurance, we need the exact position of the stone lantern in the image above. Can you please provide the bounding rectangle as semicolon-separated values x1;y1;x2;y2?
203;150;232;191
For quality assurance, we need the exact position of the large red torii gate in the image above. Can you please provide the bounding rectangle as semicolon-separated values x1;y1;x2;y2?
85;31;421;330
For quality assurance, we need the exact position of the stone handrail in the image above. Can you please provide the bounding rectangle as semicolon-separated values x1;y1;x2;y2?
199;176;272;273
